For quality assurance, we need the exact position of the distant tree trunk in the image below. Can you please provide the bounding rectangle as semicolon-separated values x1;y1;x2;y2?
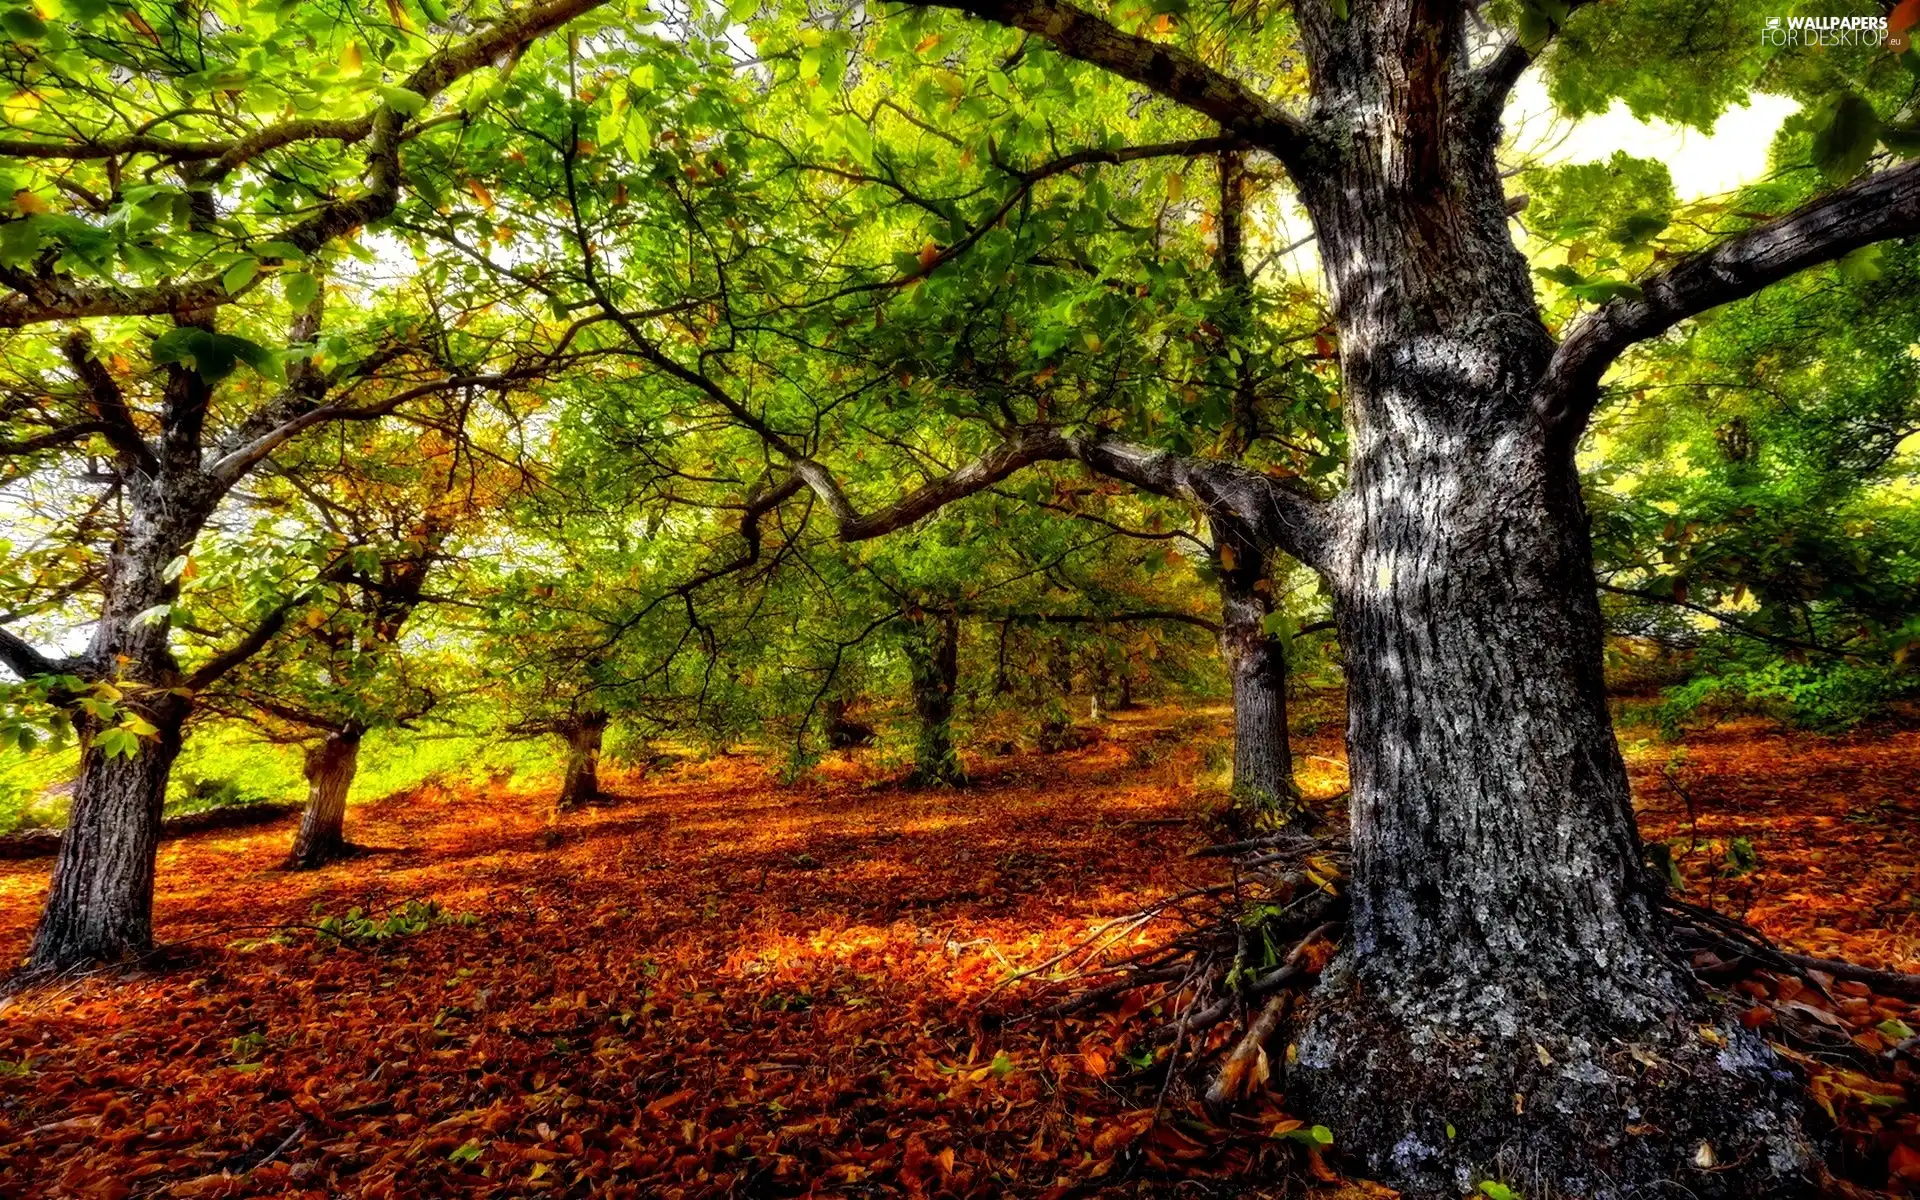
287;726;363;870
1214;523;1300;823
556;712;608;809
903;610;965;786
1088;646;1112;721
824;697;875;748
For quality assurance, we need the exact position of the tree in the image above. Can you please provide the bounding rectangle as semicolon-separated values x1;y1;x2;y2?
200;416;507;867
0;0;610;974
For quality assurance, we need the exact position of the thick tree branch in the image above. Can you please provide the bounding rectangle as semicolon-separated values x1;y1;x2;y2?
790;429;1079;541
1536;157;1920;432
62;330;158;475
1067;437;1332;568
959;606;1222;634
786;429;1330;566
1461;1;1598;126
0;625;67;680
910;0;1321;170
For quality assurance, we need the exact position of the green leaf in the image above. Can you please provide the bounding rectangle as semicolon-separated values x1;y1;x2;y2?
283;271;320;310
376;85;430;116
1810;92;1881;183
1837;244;1883;283
2;8;48;39
252;240;307;262
223;257;261;296
726;0;758;23
151;328;282;383
988;1049;1014;1077
448;1140;484;1163
0;216;39;267
1480;1184;1521;1200
1570;279;1644;304
1283;1124;1334;1146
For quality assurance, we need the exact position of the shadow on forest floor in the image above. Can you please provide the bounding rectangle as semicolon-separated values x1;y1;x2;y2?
0;703;1916;1197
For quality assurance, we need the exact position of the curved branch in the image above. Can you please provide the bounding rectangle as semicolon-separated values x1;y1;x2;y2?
1067;437;1332;568
0;625;67;680
1536;157;1920;433
910;0;1320;170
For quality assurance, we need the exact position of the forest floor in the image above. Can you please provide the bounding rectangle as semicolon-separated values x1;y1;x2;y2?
0;702;1917;1198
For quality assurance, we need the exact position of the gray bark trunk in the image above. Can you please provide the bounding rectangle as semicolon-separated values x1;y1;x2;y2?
27;714;185;971
1269;8;1810;1193
903;611;964;786
556;714;607;809
287;728;361;870
26;467;205;975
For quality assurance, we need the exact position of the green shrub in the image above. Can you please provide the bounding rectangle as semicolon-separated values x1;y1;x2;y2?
1658;659;1914;735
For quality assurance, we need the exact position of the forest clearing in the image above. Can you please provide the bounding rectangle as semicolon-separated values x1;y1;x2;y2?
3;705;1918;1198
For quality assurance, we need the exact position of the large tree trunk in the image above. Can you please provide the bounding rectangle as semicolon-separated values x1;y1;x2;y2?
1274;8;1809;1195
28;710;186;972
26;474;204;976
556;713;608;809
1214;526;1299;823
287;727;362;870
902;610;965;786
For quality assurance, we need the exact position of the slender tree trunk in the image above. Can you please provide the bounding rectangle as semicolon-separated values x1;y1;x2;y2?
1088;650;1108;722
1214;527;1299;823
556;713;608;809
1272;8;1810;1192
903;610;965;786
287;727;362;870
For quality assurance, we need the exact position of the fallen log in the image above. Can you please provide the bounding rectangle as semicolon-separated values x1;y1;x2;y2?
0;802;302;861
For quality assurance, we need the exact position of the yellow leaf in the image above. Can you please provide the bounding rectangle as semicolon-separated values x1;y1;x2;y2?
914;33;941;54
11;189;48;214
1165;173;1184;205
917;240;939;272
1219;544;1237;571
341;41;363;74
467;179;495;210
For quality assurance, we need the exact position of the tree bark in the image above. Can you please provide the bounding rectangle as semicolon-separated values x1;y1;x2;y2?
556;713;608;809
286;727;362;870
26;711;186;972
1214;529;1300;824
25;456;208;975
902;610;965;786
1269;7;1810;1194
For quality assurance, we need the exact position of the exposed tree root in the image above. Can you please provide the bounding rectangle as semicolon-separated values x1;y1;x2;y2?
998;832;1920;1194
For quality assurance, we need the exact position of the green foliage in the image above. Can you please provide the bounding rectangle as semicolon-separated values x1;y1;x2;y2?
1658;658;1916;734
309;898;475;948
